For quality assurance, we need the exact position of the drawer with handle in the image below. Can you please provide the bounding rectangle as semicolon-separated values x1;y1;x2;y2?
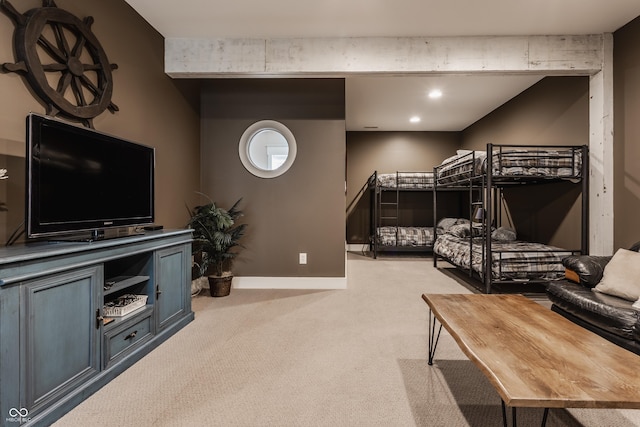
104;313;153;366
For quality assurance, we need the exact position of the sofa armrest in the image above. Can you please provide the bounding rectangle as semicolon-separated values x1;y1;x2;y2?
562;255;612;287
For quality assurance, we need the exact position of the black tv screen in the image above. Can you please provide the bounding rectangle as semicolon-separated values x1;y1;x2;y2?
26;113;155;239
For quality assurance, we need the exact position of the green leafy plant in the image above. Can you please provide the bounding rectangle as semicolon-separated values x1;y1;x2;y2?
187;194;247;277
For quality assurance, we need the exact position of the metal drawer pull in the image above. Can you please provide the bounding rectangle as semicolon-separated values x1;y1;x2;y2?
124;330;138;341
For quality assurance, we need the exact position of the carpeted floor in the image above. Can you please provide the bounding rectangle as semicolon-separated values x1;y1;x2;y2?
54;253;640;426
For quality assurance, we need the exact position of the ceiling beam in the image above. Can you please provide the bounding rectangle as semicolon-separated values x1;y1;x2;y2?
165;35;604;77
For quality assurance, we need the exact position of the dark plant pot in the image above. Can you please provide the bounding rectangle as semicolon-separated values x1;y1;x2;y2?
208;275;233;297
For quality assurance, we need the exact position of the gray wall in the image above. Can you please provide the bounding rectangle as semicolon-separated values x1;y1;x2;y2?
461;77;589;250
0;0;201;243
201;79;346;277
614;16;640;250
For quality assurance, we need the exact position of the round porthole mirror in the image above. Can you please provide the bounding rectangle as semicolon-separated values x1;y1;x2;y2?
239;120;297;178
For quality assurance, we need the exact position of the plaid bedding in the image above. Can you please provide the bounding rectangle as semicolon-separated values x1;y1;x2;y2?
376;172;434;189
436;152;486;185
436;148;583;185
434;233;573;280
377;226;434;247
492;148;583;177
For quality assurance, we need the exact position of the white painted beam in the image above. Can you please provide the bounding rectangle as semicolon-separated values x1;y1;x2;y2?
165;38;266;75
588;33;614;255
165;35;603;77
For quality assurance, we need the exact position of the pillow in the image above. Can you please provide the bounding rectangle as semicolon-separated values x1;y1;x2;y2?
633;297;640;311
436;217;457;233
593;249;640;301
440;154;459;165
436;217;469;234
447;223;481;238
491;226;516;242
456;149;473;156
447;223;471;238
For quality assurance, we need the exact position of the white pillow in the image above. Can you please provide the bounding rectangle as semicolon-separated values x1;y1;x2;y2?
633;297;640;311
441;154;459;165
594;248;640;301
491;226;517;242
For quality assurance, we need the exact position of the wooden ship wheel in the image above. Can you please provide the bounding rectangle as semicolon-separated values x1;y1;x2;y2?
0;0;118;127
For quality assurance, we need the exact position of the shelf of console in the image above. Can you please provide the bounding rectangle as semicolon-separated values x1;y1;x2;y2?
104;275;150;296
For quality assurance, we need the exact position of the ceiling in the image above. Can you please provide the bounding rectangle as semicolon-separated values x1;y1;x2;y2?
124;0;640;131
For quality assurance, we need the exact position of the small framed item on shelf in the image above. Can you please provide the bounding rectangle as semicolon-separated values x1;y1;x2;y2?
103;294;148;317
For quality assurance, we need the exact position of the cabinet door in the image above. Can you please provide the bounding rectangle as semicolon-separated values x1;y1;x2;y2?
0;284;21;425
155;244;190;331
22;266;102;416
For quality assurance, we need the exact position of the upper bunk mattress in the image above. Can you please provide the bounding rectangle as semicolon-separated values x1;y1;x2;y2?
436;147;583;185
376;172;434;189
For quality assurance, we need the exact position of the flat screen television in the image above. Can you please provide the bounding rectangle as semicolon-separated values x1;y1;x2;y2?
26;113;155;240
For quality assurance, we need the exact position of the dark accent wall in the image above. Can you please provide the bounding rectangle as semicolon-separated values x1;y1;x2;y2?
461;77;589;149
201;79;346;277
0;0;201;243
614;16;640;250
346;131;461;243
461;77;589;249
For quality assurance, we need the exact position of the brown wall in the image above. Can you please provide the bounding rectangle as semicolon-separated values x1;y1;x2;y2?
614;16;640;250
461;77;589;249
0;0;201;243
201;79;346;277
345;131;461;243
461;77;589;149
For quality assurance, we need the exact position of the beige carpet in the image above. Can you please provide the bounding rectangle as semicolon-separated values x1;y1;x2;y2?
55;253;640;426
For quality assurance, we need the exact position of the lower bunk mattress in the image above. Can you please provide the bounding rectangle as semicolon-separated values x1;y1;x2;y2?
377;226;434;247
434;233;575;281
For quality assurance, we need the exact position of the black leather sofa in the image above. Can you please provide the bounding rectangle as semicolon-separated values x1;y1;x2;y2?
546;243;640;355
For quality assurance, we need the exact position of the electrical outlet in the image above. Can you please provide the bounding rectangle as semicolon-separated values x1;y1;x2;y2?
299;253;307;264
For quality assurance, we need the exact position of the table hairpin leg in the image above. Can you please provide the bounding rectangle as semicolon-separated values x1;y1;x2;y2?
501;400;508;427
501;401;550;427
541;408;549;427
500;401;517;427
427;308;443;365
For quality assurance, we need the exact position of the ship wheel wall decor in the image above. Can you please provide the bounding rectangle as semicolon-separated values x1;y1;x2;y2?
1;0;118;128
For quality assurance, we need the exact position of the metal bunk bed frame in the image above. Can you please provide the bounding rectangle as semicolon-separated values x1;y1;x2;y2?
369;171;434;259
433;143;589;293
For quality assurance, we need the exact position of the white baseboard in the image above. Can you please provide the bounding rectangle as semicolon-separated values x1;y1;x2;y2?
233;276;347;290
346;243;370;252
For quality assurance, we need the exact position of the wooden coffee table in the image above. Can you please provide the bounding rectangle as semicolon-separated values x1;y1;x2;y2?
422;293;640;427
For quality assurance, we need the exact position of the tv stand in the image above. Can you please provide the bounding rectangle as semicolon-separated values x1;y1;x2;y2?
0;229;193;426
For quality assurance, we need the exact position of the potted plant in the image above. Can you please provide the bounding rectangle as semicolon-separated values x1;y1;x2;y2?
187;194;247;297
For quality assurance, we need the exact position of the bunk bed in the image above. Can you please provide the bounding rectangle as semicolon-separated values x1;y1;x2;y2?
433;144;589;293
368;171;435;258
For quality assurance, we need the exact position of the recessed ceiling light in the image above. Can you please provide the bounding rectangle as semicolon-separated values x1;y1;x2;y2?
410;116;421;123
428;89;443;99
